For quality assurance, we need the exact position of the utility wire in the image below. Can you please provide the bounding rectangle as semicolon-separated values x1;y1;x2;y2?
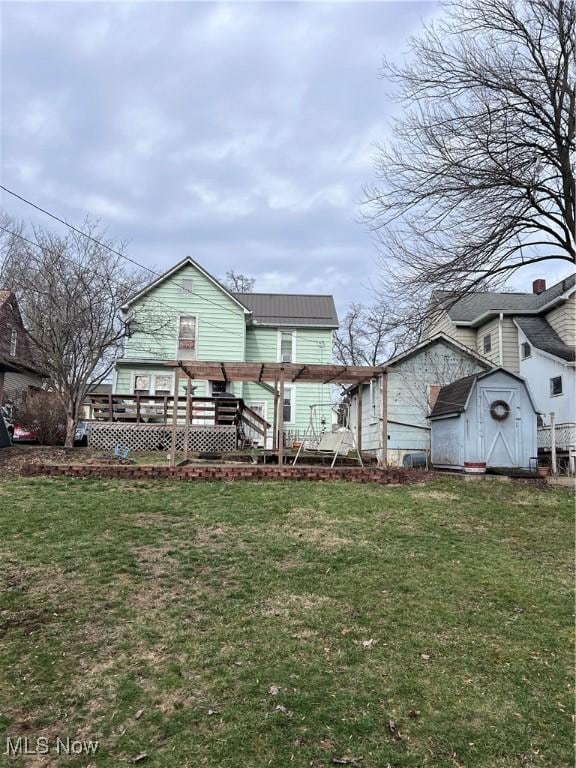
0;183;249;318
0;223;233;339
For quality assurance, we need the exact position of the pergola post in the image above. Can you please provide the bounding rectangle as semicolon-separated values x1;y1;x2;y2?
272;378;279;450
380;372;388;469
169;368;180;467
183;376;192;460
356;385;363;454
277;369;285;465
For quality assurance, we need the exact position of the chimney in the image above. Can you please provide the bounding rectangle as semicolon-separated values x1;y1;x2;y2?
532;279;546;295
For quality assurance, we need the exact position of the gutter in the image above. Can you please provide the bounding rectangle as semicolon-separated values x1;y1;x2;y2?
498;312;504;366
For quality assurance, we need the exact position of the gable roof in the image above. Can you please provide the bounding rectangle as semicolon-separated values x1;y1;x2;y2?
433;274;575;325
429;367;536;418
383;333;492;369
514;316;576;362
234;292;339;327
122;257;251;313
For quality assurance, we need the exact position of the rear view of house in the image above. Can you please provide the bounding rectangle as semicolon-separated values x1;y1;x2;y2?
112;257;339;445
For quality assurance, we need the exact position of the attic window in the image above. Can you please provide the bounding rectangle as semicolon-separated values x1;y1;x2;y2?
521;342;531;359
483;333;492;353
9;329;17;357
180;279;194;294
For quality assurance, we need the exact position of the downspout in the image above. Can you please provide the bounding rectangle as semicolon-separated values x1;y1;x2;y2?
498;313;504;366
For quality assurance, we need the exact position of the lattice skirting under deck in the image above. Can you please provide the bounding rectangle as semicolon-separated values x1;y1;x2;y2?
87;423;237;452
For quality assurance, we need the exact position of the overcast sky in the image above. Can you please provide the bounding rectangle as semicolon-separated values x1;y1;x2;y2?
1;1;572;317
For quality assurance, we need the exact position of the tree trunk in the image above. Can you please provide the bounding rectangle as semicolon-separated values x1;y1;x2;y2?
64;402;78;449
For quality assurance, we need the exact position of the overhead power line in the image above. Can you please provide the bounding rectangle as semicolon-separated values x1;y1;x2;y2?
0;183;249;318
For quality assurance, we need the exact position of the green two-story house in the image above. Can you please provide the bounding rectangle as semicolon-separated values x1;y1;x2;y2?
113;257;339;443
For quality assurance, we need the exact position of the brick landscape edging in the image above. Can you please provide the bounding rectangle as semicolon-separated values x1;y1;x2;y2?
21;463;438;485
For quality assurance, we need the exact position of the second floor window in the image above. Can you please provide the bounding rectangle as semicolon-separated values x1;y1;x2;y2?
279;330;294;363
550;376;563;396
483;333;492;353
9;329;17;357
178;316;197;360
521;342;531;359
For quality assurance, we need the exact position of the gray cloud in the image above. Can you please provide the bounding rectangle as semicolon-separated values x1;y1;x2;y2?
1;0;438;311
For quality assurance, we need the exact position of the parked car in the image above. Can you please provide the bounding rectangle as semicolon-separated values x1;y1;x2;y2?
11;421;66;445
74;421;90;446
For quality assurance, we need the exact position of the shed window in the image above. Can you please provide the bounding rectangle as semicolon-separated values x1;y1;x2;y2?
178;316;197;360
521;342;531;359
279;331;294;363
9;329;17;357
483;333;492;353
550;376;563;396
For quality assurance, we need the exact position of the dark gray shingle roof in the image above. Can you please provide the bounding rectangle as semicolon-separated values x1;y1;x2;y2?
234;293;339;327
429;374;481;418
515;316;575;362
434;274;575;323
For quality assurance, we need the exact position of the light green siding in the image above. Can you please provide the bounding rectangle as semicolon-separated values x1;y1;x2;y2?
123;263;246;363
114;261;336;435
242;326;334;433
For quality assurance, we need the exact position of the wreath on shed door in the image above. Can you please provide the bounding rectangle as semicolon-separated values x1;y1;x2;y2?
489;399;510;421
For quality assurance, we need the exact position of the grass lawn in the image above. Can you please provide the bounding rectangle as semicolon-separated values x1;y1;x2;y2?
0;478;573;768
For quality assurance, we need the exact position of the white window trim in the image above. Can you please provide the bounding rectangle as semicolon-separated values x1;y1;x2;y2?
177;314;199;359
277;329;296;363
521;342;532;360
9;328;17;357
246;400;268;422
132;372;175;395
550;376;563;397
282;384;295;425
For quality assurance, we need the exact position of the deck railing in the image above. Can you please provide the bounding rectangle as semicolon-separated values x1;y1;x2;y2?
83;393;271;441
537;422;576;452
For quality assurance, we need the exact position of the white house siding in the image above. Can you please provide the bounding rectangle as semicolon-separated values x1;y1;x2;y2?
348;339;488;465
517;328;575;425
545;294;576;346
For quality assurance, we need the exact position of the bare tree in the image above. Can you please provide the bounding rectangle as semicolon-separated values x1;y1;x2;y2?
333;302;414;366
367;0;575;317
224;270;255;293
0;218;160;446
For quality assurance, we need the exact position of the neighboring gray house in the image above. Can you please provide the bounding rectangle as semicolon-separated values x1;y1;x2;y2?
430;368;538;471
347;334;491;466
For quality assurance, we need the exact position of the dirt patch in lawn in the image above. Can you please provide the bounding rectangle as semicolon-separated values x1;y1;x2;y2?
260;592;335;618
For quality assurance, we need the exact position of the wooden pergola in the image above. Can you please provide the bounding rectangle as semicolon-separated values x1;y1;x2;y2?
163;361;388;467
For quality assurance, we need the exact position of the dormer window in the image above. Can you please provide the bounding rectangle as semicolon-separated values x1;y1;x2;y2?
9;329;17;357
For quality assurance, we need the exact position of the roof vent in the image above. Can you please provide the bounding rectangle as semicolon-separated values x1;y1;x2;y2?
532;279;546;295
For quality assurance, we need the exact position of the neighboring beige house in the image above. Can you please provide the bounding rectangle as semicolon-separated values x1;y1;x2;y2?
424;275;576;461
425;275;575;374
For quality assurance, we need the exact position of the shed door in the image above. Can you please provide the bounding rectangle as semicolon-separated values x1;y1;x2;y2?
478;386;521;467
